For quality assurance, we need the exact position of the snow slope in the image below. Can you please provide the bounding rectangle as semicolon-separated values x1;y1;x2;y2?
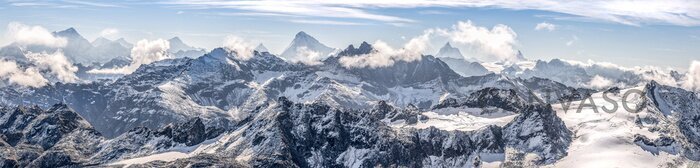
547;87;688;167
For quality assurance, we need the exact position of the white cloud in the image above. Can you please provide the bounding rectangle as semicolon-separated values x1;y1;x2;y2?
100;28;119;37
164;1;415;25
0;23;79;86
25;51;79;83
340;19;522;67
683;60;700;91
0;60;48;88
6;22;67;48
89;39;170;74
166;0;700;26
61;0;123;8
289;19;366;25
561;59;680;88
535;22;557;31
287;46;322;65
223;35;255;61
443;20;519;63
10;1;122;8
587;75;614;89
340;31;430;68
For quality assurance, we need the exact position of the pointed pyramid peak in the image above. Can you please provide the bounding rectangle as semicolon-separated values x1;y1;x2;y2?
436;41;463;59
295;31;309;37
281;31;333;59
167;37;198;52
255;43;269;52
169;36;183;42
444;42;452;48
63;27;78;33
55;27;82;37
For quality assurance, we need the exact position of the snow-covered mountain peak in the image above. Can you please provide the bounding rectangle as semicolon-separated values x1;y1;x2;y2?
337;41;373;57
167;37;206;58
254;43;269;53
168;36;198;52
436;42;464;59
289;31;322;46
280;31;334;60
54;27;82;38
92;37;113;46
115;38;133;48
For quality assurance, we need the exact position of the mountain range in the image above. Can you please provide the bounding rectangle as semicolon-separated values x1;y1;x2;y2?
0;28;698;167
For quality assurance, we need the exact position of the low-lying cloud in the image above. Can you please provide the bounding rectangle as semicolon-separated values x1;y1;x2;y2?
444;20;519;63
340;30;430;68
683;60;700;91
339;20;520;68
223;35;255;61
288;46;322;65
89;39;170;74
0;60;48;88
6;22;67;48
0;23;79;87
587;75;614;89
25;51;79;83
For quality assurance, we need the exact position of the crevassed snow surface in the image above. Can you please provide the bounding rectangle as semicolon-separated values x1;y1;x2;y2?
546;88;684;168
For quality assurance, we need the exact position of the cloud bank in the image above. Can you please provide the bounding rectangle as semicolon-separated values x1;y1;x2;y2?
339;20;520;68
25;51;79;83
587;75;614;89
0;60;48;88
223;35;255;60
287;46;322;65
340;30;430;68
443;20;519;63
0;23;79;87
89;39;170;74
684;60;700;91
6;22;67;48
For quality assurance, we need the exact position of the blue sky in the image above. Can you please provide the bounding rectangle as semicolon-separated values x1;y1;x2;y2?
1;0;699;70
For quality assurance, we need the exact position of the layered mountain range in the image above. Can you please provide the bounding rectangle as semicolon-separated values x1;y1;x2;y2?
0;29;698;167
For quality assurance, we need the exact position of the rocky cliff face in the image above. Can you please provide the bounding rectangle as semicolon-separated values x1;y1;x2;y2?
0;104;103;167
155;96;573;167
0;104;229;167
